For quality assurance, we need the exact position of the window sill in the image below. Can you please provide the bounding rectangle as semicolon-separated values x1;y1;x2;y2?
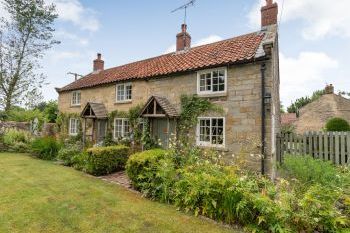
70;104;81;108
197;144;228;151
115;100;132;104
197;92;227;98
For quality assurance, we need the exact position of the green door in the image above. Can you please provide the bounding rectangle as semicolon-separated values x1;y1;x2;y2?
152;119;176;148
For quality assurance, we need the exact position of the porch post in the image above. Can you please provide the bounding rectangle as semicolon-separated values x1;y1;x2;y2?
83;118;86;147
167;118;170;148
92;119;95;143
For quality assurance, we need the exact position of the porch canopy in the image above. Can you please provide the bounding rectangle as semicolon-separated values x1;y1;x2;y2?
81;102;108;119
81;102;108;144
139;96;179;118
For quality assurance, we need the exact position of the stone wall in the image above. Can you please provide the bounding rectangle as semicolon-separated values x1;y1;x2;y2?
0;121;31;134
58;62;278;173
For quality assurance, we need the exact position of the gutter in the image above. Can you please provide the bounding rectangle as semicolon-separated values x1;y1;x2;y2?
260;63;266;175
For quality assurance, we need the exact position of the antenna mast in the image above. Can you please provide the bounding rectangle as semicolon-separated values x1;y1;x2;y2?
171;0;196;24
67;72;83;81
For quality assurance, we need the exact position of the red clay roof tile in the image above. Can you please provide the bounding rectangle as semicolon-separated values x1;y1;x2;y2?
57;32;265;92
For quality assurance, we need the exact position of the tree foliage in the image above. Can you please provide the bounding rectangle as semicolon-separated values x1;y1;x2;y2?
0;0;59;111
287;90;325;113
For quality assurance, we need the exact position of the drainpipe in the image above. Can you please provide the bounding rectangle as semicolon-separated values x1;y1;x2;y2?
260;63;266;175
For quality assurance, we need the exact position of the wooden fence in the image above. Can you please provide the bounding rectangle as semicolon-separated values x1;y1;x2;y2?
277;132;350;166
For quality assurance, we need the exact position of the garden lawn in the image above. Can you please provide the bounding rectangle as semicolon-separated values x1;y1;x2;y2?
0;153;236;233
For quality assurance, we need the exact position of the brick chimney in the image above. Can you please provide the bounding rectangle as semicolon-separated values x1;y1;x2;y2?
93;53;104;72
325;84;334;94
261;0;278;27
176;24;191;52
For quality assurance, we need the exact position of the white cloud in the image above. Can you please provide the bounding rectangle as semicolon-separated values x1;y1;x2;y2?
47;0;99;32
280;52;339;105
248;0;350;39
55;30;89;46
165;35;223;53
48;51;83;62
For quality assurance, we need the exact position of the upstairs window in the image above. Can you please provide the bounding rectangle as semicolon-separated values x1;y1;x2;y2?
197;68;227;94
114;118;130;139
71;91;81;106
197;117;225;147
69;118;79;136
116;83;132;102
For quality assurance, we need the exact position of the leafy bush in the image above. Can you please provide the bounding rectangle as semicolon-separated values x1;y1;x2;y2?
57;145;81;166
126;149;350;232
31;137;61;160
126;149;175;200
325;117;350;131
85;145;130;176
280;155;344;187
2;129;33;152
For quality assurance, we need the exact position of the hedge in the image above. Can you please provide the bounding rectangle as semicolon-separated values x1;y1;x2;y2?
86;145;130;176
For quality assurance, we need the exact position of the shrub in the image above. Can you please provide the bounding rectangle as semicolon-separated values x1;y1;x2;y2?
57;145;81;166
31;137;61;160
85;145;130;176
125;149;350;232
2;129;33;152
126;149;175;200
325;117;350;131
126;149;167;188
280;155;343;188
71;152;88;171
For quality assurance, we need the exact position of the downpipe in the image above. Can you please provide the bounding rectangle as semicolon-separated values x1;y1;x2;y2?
260;63;266;175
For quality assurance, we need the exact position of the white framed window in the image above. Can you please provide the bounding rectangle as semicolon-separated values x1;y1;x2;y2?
196;117;225;147
116;83;132;102
69;118;79;136
197;68;227;95
71;91;81;106
114;118;130;139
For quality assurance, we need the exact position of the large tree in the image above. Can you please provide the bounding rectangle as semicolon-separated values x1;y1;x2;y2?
0;0;58;112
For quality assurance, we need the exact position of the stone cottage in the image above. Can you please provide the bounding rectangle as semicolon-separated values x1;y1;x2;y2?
56;0;280;174
283;84;350;134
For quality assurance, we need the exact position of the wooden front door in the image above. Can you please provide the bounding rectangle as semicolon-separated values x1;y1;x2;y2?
97;120;107;142
152;118;176;148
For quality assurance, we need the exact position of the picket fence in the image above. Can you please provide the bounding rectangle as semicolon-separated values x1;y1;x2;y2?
277;132;350;166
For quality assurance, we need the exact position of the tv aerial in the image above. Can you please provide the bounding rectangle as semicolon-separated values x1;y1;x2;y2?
67;72;83;81
171;0;196;24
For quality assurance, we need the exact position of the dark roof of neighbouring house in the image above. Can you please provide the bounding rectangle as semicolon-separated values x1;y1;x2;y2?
81;102;108;119
57;32;266;93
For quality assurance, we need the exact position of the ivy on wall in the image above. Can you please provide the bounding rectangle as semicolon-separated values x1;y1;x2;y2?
56;112;82;141
179;94;223;134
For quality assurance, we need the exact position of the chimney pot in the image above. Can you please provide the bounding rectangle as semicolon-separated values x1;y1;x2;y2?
93;53;104;72
261;0;278;27
325;84;334;94
176;24;191;52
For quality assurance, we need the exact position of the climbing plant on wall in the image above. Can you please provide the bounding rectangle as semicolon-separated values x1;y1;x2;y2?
179;94;223;137
56;112;82;141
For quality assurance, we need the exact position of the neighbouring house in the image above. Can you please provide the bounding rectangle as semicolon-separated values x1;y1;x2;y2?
282;84;350;134
56;0;280;174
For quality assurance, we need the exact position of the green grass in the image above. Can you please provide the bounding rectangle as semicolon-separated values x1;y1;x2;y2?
0;153;237;233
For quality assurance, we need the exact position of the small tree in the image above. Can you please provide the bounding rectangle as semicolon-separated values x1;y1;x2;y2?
325;117;350;132
0;0;59;112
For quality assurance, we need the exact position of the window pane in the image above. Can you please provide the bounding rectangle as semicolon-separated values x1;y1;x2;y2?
206;74;211;91
124;120;130;137
126;85;132;100
117;85;125;101
200;77;205;91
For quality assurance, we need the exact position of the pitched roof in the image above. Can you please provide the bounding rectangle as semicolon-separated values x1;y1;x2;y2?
140;96;179;118
281;113;297;125
57;32;265;92
81;102;108;119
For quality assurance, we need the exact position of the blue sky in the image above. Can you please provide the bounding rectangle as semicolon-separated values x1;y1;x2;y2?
2;0;349;107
